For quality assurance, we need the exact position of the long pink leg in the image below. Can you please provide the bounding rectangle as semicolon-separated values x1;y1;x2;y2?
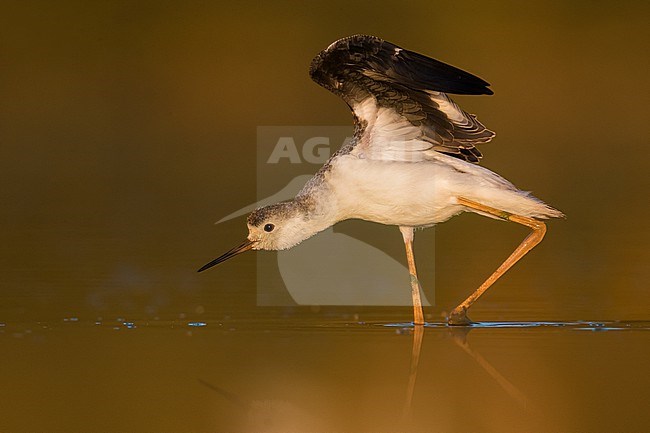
448;197;547;325
400;226;425;325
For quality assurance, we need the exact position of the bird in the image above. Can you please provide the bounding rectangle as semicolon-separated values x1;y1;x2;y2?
198;34;563;325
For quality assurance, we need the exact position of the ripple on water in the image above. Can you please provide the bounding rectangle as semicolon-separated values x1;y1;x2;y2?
380;320;650;331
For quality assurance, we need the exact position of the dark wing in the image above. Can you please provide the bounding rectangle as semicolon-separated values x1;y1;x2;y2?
309;35;495;163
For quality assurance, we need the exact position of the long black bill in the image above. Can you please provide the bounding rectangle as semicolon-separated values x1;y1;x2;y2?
197;239;255;273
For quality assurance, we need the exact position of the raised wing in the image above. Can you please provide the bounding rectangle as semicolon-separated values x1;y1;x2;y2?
309;35;495;163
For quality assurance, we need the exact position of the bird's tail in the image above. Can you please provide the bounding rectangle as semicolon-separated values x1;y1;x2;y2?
461;189;564;220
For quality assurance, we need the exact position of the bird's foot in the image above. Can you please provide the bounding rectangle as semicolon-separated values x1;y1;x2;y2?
447;307;474;326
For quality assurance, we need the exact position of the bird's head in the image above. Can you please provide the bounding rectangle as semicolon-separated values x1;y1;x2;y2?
197;201;320;272
246;201;312;251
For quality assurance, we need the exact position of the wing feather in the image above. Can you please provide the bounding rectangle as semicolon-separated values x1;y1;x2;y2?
310;35;495;163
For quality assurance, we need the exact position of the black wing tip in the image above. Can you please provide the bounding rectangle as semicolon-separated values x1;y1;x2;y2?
460;84;493;96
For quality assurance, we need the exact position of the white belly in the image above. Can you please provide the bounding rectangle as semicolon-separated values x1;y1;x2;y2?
324;153;561;225
327;156;465;226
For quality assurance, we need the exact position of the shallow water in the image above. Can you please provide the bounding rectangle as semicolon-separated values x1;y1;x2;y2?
2;316;649;432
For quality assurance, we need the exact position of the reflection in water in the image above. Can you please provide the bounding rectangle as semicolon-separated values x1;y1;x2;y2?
198;379;248;409
196;323;544;431
1;319;649;431
199;379;326;433
401;324;533;420
448;327;532;410
403;325;424;420
198;326;434;431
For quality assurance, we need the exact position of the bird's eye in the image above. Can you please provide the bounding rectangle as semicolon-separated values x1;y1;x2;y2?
263;223;275;232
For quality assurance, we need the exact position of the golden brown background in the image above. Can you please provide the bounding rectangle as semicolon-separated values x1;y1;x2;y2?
1;1;648;432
